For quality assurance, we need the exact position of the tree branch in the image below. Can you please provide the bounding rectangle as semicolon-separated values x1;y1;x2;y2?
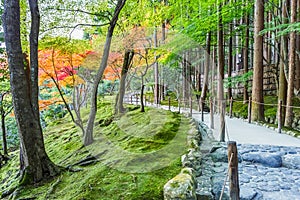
44;23;110;32
46;8;111;21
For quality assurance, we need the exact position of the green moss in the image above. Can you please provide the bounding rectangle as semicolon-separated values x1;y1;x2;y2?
19;170;32;186
1;100;190;200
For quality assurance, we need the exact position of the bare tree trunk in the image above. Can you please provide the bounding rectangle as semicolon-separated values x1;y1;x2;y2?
218;4;225;142
116;50;134;114
228;22;233;100
243;12;250;102
140;84;145;112
29;0;40;122
278;0;288;122
182;53;188;107
3;0;60;184
1;112;7;156
154;28;160;105
0;93;9;156
295;0;300;91
84;0;126;146
284;0;297;127
251;0;265;122
201;32;211;100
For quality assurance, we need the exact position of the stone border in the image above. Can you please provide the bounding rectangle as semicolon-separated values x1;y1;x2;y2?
163;118;202;200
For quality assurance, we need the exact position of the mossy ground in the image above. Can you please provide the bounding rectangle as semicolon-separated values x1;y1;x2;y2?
0;99;191;199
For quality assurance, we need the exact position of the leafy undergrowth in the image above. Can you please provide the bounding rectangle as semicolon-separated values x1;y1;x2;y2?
0;100;190;200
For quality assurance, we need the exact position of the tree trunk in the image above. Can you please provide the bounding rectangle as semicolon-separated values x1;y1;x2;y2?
196;49;201;101
295;0;300;91
218;4;225;142
243;12;250;102
182;53;188;107
140;84;145;112
116;50;134;114
278;0;288;123
1;112;7;156
29;0;40;122
251;0;265;122
228;22;233;100
0;93;8;156
201;32;211;100
154;28;160;105
284;0;297;127
84;0;126;146
3;0;60;184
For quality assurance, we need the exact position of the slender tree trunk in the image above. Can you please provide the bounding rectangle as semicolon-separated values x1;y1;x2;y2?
284;0;297;127
116;50;134;114
243;12;250;102
278;0;288;122
140;84;145;112
295;0;300;91
251;0;265;122
196;49;201;100
154;28;160;105
1;112;7;156
201;32;211;102
29;0;40;122
218;4;225;142
0;93;8;156
84;0;126;146
228;23;233;99
182;53;188;107
3;0;60;184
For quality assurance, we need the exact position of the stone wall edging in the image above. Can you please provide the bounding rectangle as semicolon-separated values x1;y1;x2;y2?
163;118;202;200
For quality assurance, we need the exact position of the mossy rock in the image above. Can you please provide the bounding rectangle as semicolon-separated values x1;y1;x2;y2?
164;171;196;200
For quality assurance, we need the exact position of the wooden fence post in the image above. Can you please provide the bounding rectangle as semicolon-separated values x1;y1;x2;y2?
210;97;214;129
189;97;193;117
229;97;233;118
130;96;133;104
248;97;251;123
228;141;240;200
278;100;282;133
201;97;204;122
168;96;171;110
136;94;138;105
178;99;181;113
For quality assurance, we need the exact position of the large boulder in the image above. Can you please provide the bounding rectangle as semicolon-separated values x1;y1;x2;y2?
164;168;196;200
242;152;282;168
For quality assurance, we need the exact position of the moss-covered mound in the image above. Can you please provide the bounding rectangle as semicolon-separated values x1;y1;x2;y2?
0;101;191;199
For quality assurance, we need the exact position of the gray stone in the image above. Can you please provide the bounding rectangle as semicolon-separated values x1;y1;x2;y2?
210;148;228;163
239;176;251;184
212;182;229;200
242;152;282;168
240;187;258;200
280;184;291;190
164;172;197;200
282;154;300;169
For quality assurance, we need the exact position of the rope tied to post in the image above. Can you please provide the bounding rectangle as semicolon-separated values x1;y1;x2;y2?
219;152;234;200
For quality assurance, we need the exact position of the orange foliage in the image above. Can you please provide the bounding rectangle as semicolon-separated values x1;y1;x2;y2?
38;49;89;110
39;98;64;110
105;52;123;80
38;49;87;87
